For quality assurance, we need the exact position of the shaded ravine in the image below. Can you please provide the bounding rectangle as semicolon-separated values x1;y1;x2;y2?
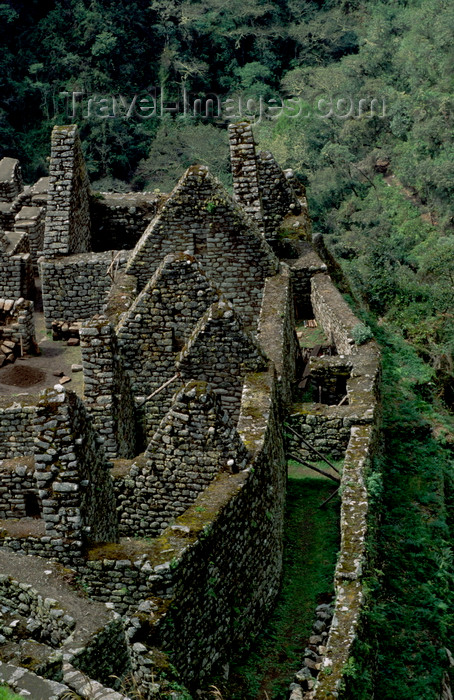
212;463;340;700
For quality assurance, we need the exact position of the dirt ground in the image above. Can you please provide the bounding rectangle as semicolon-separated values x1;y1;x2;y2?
0;312;84;398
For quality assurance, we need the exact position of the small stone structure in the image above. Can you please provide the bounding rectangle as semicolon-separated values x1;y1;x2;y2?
0;297;36;365
0;122;380;699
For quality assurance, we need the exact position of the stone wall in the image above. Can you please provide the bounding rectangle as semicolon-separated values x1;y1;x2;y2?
40;251;128;329
0;158;23;203
177;300;268;425
257;149;300;236
43;125;91;257
33;387;118;562
311;273;360;354
14;205;45;272
288;405;354;461
228;121;264;232
0;297;36;359
285;243;327;320
127;368;286;690
0;554;132;699
0;397;38;459
114;380;249;537
0;249;34;301
90;191;161;252
257;266;300;411
300;424;380;700
126;165;278;330
286;273;381;700
0;575;76;647
0;457;37;519
80;316;138;459
117;252;219;396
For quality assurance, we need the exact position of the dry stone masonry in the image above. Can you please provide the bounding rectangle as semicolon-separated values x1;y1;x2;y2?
0;121;380;700
43;125;91;257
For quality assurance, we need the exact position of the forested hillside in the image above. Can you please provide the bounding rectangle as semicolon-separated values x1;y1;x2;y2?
1;1;453;698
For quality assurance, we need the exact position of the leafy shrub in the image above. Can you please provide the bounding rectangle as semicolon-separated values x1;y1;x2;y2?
352;322;373;345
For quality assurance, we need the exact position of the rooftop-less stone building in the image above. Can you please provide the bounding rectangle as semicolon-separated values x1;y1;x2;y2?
0;121;380;700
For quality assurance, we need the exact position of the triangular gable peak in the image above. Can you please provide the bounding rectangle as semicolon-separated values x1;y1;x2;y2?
117;251;220;396
147;379;249;468
126;165;279;329
125;380;250;536
177;299;268;424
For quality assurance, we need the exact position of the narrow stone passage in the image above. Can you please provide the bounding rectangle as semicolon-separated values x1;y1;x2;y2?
214;461;340;700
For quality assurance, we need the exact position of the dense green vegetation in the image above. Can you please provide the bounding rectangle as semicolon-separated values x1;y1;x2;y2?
0;688;23;700
340;315;454;699
1;0;453;697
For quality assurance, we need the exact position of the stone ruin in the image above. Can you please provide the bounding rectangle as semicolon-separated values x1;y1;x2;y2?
0;121;380;699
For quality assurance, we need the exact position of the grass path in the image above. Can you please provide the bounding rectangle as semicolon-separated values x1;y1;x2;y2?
217;462;340;700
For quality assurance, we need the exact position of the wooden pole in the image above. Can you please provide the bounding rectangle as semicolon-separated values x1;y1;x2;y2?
137;373;181;408
285;424;341;474
288;452;340;484
319;487;340;508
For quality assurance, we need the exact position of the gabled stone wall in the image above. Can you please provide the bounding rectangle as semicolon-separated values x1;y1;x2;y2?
114;380;249;537
117;252;219;396
126;165;278;329
177;300;268;424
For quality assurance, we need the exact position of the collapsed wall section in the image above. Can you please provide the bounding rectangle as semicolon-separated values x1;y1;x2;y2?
0;297;36;366
0;158;23;203
0;551;132;699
